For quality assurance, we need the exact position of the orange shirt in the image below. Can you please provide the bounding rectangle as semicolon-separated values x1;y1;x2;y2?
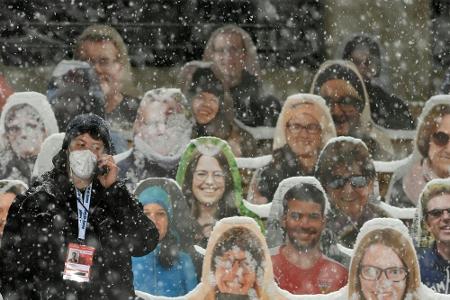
272;246;348;295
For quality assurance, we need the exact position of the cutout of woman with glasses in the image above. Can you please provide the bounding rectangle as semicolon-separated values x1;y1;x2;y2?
347;218;422;300
387;96;450;208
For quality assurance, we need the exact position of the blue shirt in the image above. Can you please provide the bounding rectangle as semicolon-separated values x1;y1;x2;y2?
132;245;198;296
418;244;450;294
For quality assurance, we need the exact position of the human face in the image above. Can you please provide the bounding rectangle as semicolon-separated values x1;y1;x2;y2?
6;106;46;159
425;193;450;244
134;99;191;156
192;155;226;206
360;243;407;300
283;199;325;252
212;32;246;86
78;40;123;98
215;247;257;295
326;163;372;221
69;133;105;160
350;47;377;81
0;192;15;236
143;203;168;241
192;91;220;125
285;112;322;159
428;114;450;178
319;79;362;136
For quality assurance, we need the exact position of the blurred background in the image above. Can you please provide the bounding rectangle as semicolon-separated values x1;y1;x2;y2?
0;0;447;113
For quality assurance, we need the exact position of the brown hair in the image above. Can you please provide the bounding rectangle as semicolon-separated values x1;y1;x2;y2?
182;150;235;219
417;104;450;158
348;228;420;300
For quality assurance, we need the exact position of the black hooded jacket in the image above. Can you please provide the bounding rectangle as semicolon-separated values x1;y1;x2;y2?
0;150;159;299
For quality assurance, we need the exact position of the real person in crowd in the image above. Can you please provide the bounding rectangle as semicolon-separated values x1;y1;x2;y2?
0;180;27;245
342;35;414;130
176;137;256;277
346;218;422;300
267;177;348;295
387;95;450;208
189;217;279;300
203;24;281;127
47;60;105;132
117;88;193;191
0;114;159;299
310;59;394;160
249;93;336;203
179;61;260;157
0;72;13;111
132;184;198;296
74;24;140;151
315;137;389;261
0;92;58;184
414;179;450;293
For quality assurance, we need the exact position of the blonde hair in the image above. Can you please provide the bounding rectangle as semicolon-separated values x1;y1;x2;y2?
348;228;421;300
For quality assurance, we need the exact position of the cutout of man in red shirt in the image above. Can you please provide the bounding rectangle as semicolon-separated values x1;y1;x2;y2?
271;181;348;294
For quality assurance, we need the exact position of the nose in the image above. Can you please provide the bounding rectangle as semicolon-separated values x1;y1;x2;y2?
331;102;343;115
223;261;240;281
204;173;215;185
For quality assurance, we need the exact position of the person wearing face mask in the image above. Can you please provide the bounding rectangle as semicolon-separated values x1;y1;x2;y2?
0;92;58;185
0;114;159;299
117;88;193;192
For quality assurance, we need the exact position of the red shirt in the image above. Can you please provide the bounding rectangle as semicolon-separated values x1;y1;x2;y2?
272;246;348;295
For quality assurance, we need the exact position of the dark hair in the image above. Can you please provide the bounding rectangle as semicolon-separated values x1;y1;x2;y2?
315;139;376;186
188;67;224;100
342;35;381;78
283;183;327;215
182;150;235;220
211;227;263;271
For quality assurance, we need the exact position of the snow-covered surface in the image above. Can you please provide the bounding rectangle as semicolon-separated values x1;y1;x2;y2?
236;154;272;169
233;118;275;140
0;92;59;136
378;201;416;219
373;156;411;173
0;179;28;193
50;59;91;77
31;132;65;178
243;199;272;218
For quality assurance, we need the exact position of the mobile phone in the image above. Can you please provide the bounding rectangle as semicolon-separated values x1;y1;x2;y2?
95;165;109;176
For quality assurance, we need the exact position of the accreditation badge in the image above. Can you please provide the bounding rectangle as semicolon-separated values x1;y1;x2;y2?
63;243;96;283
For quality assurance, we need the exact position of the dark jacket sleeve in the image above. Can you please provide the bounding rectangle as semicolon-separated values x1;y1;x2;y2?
101;181;159;257
0;191;45;299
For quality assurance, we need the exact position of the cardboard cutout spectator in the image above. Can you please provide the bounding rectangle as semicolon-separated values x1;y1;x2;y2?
176;137;260;277
203;24;281;127
132;179;198;296
414;178;450;293
117;88;193;191
347;218;422;300
47;60;105;132
186;217;282;300
0;92;58;184
310;59;394;160
0;180;27;244
249;94;336;203
342;35;414;130
74;25;140;151
0;114;158;299
179;61;260;157
0;73;13;112
387;96;450;208
315;137;389;264
266;177;348;294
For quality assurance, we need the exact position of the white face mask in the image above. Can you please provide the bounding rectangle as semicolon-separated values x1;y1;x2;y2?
69;150;97;180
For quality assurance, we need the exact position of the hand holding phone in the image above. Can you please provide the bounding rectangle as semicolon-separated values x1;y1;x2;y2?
96;155;118;188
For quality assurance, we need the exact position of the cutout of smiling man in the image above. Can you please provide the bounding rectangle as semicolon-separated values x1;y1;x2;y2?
271;182;348;294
